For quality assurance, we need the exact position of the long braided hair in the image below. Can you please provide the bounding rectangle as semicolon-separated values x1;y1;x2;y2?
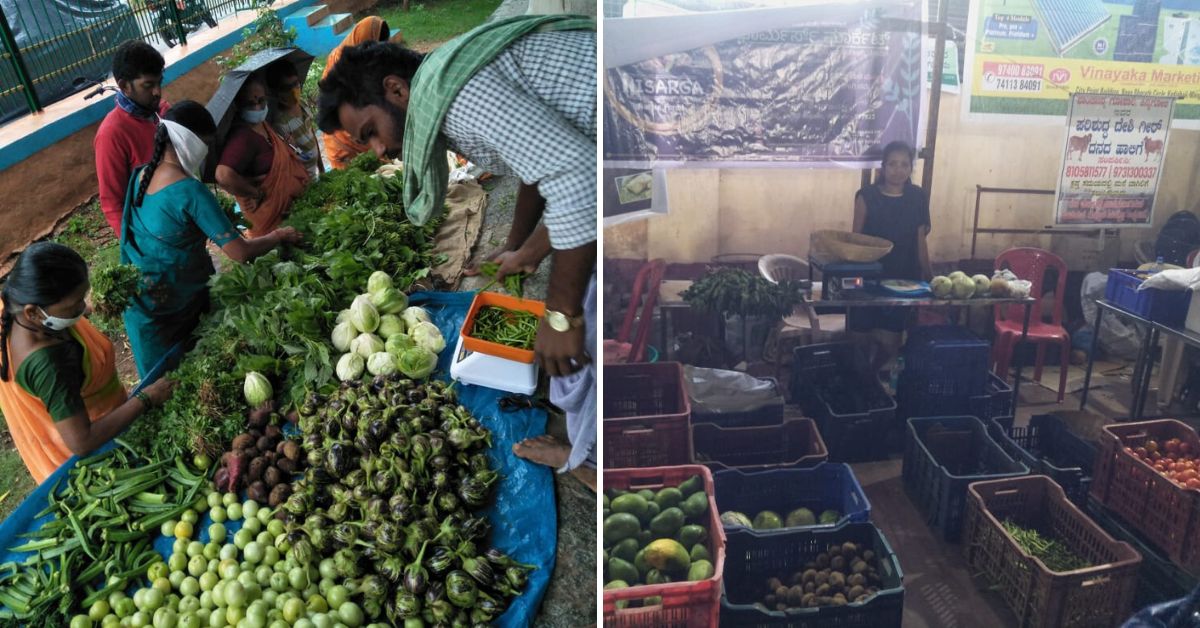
1;243;89;381
132;100;217;209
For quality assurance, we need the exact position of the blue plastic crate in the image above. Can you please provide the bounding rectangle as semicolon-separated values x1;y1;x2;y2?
790;343;897;462
713;463;871;535
902;416;1029;542
986;414;1095;506
719;522;905;627
899;326;991;400
1105;269;1190;327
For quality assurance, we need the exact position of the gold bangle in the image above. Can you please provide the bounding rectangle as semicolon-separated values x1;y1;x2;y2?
134;390;152;408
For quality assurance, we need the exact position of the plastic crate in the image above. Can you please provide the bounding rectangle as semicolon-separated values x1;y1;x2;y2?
604;362;692;469
899;325;991;399
789;343;897;462
690;377;784;428
968;373;1015;424
1105;269;1190;327
713;463;871;535
987;415;1097;507
692;418;828;473
719;522;905;627
963;475;1141;628
1086;496;1200;611
603;465;726;628
902;416;1030;542
1090;419;1200;569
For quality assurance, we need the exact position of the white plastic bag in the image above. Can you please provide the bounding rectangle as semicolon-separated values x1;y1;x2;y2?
1081;272;1141;360
1139;267;1200;292
683;365;782;415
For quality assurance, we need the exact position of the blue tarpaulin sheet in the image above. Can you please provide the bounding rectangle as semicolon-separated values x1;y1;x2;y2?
0;291;555;627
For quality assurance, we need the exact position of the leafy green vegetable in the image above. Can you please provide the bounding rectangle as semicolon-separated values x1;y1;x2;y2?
1001;519;1091;572
681;267;806;320
90;263;142;322
478;262;526;298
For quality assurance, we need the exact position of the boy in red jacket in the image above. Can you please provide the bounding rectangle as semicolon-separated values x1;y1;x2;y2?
94;41;170;235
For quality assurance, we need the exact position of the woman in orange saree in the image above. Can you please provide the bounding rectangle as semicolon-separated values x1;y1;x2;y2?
321;16;402;169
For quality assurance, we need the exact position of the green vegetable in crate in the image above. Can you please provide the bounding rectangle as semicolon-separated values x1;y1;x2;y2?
471;306;539;350
1001;520;1091;572
604;513;642;544
646;569;671;585
690;544;710;562
678;523;707;548
679;474;704;497
753;540;886;611
611;538;640;563
680;491;709;518
637;489;656;502
608;557;640;585
634;549;651;577
644;539;691;576
649;507;685;537
655;487;684;509
611;493;650;521
721;511;753;528
819;509;841;525
688;559;715;581
643;501;660;522
786;508;817;527
753;510;783;530
605;580;630;610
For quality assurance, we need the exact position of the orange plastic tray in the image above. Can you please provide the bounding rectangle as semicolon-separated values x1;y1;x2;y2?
460;291;546;364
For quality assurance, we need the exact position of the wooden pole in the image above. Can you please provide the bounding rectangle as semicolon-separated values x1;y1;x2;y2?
921;0;950;197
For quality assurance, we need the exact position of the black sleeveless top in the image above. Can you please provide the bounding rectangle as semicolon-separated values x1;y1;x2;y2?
856;183;931;280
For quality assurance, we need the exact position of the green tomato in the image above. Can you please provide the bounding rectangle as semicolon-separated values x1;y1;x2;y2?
181;509;199;525
268;621;288;628
147;562;168;582
237;571;258;590
318;559;337;581
256;507;273;525
335;601;363;627
293;620;315;628
169;570;186;590
206;492;222;509
203;542;221;561
262;546;280;568
179;576;200;598
224;605;244;625
152;607;177;628
243;500;260;520
243;582;263;604
305;594;328;614
287;567;309;591
178;613;202;628
241;517;262;536
160;521;177;538
310;614;333;628
193;494;209;513
282;598;306;623
222;492;238;507
187;541;204;558
207;523;227;544
246;601;268;628
268;571;289;593
115;597;137;618
102;616;121;628
224;581;246;608
151;578;171;596
219;544;238;562
193;453;212;471
325;585;349;611
142;588;164;612
318;578;335;596
164;552;184;574
210;505;227;524
207;608;224;627
266;520;285;538
244;542;264;564
256;531;273;547
211;582;226;608
234;529;254;550
220;559;239;581
130;611;151;628
179;594;200;614
174;520;194;540
226;503;243;521
262;590;278;608
199;571;219;592
199;590;214;610
70;615;93;628
185;555;205;578
88;600;110;622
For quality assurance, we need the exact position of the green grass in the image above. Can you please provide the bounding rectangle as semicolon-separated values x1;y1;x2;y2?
52;201;119;269
375;0;503;48
0;446;35;523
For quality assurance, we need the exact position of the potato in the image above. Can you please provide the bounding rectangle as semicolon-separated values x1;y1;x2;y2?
815;571;829;585
816;553;830;569
851;559;868;575
827;544;842;557
766;577;782;591
841;542;858;556
231;433;255;451
789;572;804;586
829;572;845;590
802;569;817;584
267;483;291;507
775;586;789;600
787;585;805;606
246;457;268;483
803;582;816;594
801;592;816;608
264;466;284;488
831;594;847;607
246;480;268;503
847;573;866;587
862;550;876;563
815;584;830;597
847;585;865;601
830;556;846;572
764;594;777;607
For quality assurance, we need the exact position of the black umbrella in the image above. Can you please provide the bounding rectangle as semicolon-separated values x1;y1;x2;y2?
202;47;315;182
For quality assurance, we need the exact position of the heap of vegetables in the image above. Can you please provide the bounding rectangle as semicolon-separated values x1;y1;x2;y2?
681;267;806;321
1001;520;1091;572
469;306;539;350
90;263;143;323
285;375;533;624
330;272;445;382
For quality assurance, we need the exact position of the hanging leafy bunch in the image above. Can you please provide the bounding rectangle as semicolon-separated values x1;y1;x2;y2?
125;155;445;461
216;7;298;72
681;267;806;321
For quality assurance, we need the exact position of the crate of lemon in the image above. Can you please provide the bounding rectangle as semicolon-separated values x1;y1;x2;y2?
602;465;726;626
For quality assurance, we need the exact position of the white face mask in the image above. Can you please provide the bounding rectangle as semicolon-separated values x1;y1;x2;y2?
241;106;269;125
38;307;82;331
162;120;209;179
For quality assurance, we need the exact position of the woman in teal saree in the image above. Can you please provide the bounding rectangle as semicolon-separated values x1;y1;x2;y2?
120;101;302;377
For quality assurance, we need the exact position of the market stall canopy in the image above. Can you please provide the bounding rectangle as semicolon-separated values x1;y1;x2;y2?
202;47;315;182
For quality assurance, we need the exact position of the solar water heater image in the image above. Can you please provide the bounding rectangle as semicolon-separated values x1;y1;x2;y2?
1032;0;1111;55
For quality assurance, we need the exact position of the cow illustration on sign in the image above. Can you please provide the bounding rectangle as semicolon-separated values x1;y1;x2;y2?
1067;133;1092;160
1144;136;1164;162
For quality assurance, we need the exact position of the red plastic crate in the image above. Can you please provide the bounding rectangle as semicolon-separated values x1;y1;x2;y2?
965;475;1141;628
603;465;727;628
1090;419;1200;568
604;362;692;468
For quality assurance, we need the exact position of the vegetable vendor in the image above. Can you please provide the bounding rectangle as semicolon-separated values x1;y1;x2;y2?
0;243;177;482
122;101;303;377
216;76;311;237
265;58;324;179
320;16;404;170
316;15;597;487
849;140;933;374
94;41;170;236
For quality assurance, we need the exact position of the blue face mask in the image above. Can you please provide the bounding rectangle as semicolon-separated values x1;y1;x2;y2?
241;106;268;125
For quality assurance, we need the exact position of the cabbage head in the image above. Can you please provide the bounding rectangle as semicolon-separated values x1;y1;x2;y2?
336;353;365;381
350;295;380;333
398;346;437;379
367;270;393;295
243;371;272;406
400;306;431;329
385;333;416;358
366;351;398;376
331;322;357;352
350;332;385;358
336;309;353;327
409;321;446;354
377;314;405;339
370;287;408;315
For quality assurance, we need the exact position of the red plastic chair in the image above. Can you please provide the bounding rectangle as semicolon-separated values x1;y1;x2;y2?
991;247;1070;402
603;259;666;364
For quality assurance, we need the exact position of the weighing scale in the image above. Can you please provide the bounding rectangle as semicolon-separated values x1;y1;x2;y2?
809;254;884;301
449;333;538;395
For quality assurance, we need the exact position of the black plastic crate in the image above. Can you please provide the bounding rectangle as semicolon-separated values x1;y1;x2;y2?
720;522;904;627
790;343;897;462
986;414;1097;507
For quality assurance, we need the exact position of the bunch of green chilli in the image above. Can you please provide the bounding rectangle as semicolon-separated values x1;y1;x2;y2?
1001;520;1091;572
284;375;534;625
470;306;539;350
681;267;806;321
0;442;208;624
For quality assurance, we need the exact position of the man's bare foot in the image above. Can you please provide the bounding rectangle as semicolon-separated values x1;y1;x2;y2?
512;435;596;492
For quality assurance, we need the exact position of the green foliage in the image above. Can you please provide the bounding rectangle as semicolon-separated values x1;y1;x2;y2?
377;0;503;48
681;267;806;321
216;7;297;73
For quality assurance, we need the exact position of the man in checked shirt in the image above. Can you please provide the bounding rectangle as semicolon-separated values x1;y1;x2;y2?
316;15;597;487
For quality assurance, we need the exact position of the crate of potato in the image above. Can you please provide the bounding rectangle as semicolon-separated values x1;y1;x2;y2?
719;521;904;627
603;465;726;627
1089;419;1200;568
964;475;1141;628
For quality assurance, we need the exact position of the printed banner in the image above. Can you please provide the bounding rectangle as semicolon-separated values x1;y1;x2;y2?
1055;93;1173;226
927;37;961;92
603;1;926;167
966;0;1200;123
603;168;670;226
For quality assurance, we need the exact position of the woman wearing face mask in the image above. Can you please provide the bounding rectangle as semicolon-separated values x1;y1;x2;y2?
265;59;323;179
215;76;311;237
122;100;303;377
849;140;933;374
0;243;177;482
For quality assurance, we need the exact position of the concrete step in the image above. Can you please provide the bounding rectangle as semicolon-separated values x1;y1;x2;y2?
305;4;330;26
326;12;353;35
282;5;326;32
